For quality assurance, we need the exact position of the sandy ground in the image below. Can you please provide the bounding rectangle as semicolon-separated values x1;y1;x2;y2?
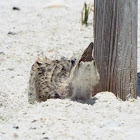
0;0;140;140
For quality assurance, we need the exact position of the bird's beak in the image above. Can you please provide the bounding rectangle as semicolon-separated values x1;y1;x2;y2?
78;42;94;66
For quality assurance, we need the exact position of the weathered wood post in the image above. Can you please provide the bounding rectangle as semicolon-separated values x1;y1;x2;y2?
93;0;137;100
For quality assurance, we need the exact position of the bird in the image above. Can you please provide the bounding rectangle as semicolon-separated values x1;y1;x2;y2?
28;42;100;103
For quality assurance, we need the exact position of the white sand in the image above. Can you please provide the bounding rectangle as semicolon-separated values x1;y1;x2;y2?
0;0;140;140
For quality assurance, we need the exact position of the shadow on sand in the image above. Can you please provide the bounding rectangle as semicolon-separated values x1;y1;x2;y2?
71;97;98;105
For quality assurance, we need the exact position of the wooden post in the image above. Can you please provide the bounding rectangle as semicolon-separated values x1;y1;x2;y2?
93;0;137;100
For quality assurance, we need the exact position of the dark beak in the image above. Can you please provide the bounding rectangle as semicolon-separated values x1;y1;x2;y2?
78;42;94;66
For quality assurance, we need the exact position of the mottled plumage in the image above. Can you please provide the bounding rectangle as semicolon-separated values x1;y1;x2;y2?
28;57;75;103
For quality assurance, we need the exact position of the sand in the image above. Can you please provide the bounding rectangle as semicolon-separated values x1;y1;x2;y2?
0;0;140;140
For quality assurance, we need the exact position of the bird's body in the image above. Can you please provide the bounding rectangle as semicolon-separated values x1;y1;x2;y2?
28;42;100;103
70;42;100;100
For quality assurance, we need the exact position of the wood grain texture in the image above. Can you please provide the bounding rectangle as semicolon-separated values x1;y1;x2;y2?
93;0;137;100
